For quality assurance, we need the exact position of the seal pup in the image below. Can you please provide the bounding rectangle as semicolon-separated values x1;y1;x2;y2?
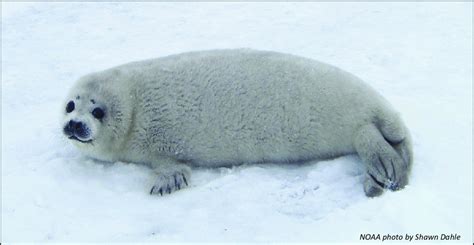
62;49;413;197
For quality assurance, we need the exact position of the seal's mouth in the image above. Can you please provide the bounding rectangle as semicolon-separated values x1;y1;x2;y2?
69;135;93;144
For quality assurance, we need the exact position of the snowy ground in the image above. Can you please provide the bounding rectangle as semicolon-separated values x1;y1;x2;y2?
1;2;472;243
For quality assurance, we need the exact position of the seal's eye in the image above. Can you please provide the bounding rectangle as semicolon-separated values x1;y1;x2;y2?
92;107;105;119
66;101;75;113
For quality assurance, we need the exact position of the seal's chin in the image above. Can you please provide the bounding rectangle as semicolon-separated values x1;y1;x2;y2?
69;135;93;144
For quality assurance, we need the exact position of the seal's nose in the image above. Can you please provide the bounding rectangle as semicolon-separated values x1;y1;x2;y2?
64;120;87;138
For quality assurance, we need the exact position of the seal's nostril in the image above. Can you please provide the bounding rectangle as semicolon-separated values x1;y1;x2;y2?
68;120;76;128
74;122;82;130
73;121;87;138
64;120;75;135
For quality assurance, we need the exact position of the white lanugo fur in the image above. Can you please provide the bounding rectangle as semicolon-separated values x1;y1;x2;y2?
63;49;412;197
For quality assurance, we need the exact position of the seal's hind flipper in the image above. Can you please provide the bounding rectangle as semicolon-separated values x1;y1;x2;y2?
354;123;411;197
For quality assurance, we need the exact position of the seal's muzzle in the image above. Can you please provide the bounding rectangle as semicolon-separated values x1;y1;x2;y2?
64;120;91;143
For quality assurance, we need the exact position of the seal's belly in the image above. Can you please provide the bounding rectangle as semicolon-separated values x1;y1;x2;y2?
181;120;356;167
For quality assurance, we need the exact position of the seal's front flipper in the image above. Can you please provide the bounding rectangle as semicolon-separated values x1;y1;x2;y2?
354;124;410;197
150;159;191;196
150;171;189;195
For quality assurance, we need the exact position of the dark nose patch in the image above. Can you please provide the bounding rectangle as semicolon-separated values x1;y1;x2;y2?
64;120;89;139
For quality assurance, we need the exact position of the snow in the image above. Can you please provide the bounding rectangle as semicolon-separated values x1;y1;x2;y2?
1;2;472;243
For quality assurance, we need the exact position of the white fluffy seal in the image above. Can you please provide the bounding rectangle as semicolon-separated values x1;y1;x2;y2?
62;49;412;197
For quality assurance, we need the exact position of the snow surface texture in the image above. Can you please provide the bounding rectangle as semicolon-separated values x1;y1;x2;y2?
1;2;472;243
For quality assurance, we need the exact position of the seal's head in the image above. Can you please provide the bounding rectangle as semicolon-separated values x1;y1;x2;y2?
62;72;133;161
